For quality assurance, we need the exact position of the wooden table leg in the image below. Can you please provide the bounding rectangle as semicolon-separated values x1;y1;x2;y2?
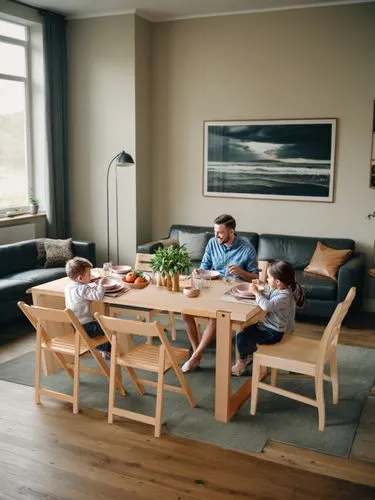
215;310;268;423
215;310;232;422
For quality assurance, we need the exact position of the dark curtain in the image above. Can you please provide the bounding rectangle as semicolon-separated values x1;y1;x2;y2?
42;11;71;238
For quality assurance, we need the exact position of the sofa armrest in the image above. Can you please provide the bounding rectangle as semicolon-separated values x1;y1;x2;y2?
337;252;365;313
137;240;164;254
71;241;96;267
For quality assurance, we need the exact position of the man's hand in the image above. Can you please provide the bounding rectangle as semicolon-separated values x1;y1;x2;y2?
227;264;241;276
227;263;258;282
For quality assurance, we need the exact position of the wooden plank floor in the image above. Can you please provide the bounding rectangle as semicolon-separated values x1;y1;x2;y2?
1;316;375;498
0;380;374;500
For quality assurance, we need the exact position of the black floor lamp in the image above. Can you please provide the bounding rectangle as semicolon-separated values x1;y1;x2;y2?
106;150;134;263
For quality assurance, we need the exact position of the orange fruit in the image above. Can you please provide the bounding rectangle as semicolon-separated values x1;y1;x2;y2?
125;271;137;283
134;276;145;284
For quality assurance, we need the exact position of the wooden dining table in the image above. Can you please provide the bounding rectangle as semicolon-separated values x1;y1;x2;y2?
30;274;265;423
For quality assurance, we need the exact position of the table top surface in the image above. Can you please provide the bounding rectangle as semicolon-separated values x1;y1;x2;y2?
30;275;261;323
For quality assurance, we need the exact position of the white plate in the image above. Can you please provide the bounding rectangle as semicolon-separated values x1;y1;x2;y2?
90;271;101;281
197;270;220;279
231;284;255;298
102;278;119;289
111;265;132;274
105;282;125;293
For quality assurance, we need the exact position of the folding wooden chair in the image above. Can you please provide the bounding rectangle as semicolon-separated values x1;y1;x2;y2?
95;311;196;437
18;301;125;414
250;287;356;431
118;253;177;341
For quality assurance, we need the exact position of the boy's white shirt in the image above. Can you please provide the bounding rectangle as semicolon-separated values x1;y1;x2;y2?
64;279;105;325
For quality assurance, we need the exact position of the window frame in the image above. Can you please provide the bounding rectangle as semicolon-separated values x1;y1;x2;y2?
0;20;33;214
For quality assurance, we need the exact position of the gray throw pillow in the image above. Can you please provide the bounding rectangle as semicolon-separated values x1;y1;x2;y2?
178;231;210;261
44;238;74;268
36;238;47;266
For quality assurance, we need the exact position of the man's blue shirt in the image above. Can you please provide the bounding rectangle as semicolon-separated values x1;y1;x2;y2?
200;235;258;276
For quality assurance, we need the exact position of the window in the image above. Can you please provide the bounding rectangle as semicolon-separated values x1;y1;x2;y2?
0;19;31;212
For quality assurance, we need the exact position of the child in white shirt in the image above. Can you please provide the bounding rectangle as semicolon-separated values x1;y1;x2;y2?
65;257;110;359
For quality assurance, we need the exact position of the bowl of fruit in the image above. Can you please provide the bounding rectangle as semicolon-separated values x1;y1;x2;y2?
121;270;151;289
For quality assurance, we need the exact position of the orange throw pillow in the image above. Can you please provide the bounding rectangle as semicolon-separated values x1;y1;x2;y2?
304;241;352;280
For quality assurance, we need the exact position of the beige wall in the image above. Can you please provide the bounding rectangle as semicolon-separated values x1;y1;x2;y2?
67;14;136;265
66;4;375;304
135;16;152;248
150;3;375;303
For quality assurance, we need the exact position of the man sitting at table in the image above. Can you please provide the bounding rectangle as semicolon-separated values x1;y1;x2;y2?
181;213;258;373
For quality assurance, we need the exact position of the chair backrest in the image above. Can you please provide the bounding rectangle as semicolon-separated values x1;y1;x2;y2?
317;287;356;368
18;301;74;337
18;301;98;348
257;260;269;283
135;253;153;272
95;312;174;358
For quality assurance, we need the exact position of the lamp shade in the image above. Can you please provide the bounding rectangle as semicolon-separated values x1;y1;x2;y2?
117;150;134;166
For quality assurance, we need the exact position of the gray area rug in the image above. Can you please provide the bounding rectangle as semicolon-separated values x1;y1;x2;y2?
0;330;374;457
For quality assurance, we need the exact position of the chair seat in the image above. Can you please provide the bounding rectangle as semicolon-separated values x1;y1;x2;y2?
42;333;107;356
117;344;189;372
255;335;320;374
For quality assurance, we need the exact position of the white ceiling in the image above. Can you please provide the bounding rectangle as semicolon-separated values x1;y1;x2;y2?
19;0;375;21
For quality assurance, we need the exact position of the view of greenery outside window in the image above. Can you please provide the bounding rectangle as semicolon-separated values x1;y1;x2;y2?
0;19;31;213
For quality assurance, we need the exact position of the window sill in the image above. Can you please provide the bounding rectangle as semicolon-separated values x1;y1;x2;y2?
0;212;46;229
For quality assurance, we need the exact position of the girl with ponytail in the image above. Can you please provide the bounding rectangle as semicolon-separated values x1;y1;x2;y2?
232;260;305;376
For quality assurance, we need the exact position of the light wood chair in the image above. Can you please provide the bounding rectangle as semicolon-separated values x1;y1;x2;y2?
18;301;125;414
95;311;196;437
118;253;177;341
250;287;356;431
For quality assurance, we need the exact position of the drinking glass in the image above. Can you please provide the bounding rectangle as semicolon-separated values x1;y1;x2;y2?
102;261;112;277
201;273;211;290
191;271;203;290
223;265;236;284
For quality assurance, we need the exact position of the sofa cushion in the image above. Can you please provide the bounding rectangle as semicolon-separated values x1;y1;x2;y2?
0;278;29;302
44;238;73;268
36;238;47;265
304;241;352;280
9;268;67;288
0;240;38;278
160;238;179;248
295;270;338;301
178;231;210;260
258;234;355;270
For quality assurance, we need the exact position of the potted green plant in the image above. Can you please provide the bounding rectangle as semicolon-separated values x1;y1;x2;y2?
150;245;192;291
29;190;39;215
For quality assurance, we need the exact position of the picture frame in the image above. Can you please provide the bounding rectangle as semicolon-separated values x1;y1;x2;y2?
203;119;337;202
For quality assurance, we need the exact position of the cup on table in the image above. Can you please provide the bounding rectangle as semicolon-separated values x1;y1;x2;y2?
223;269;236;284
102;261;112;277
201;273;211;290
191;273;203;290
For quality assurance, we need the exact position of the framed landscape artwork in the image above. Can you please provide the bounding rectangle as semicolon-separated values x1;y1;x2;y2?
203;119;337;202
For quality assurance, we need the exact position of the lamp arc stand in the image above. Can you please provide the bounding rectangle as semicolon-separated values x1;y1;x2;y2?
106;151;134;264
106;153;121;263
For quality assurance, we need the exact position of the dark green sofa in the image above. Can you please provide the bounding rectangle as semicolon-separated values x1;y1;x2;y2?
138;224;365;320
0;239;96;329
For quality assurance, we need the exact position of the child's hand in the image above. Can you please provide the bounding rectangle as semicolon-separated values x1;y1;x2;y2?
249;283;262;294
98;277;106;286
251;278;265;286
